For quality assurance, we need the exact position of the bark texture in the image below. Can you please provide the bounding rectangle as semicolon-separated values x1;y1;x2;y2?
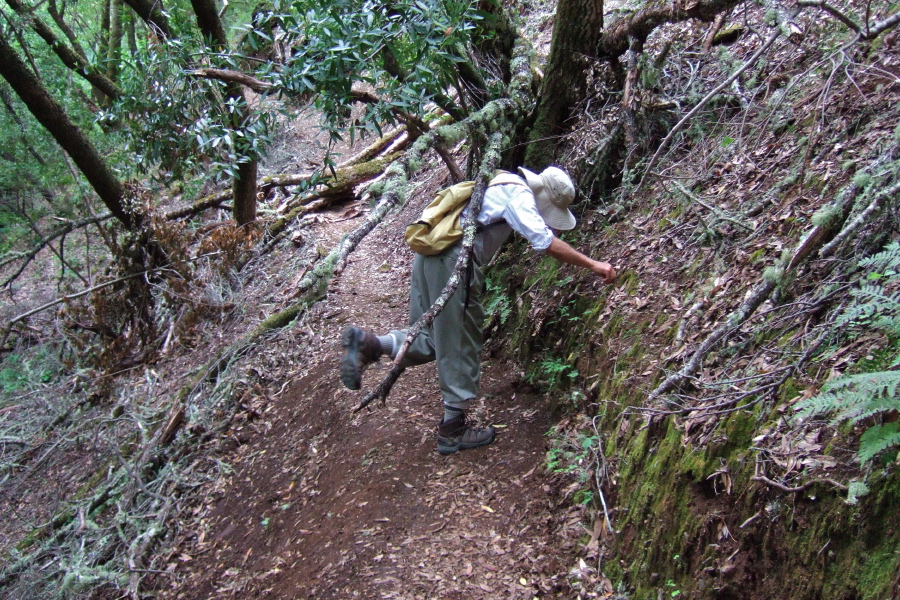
121;0;172;39
0;31;133;228
525;0;604;167
189;0;260;225
4;0;122;99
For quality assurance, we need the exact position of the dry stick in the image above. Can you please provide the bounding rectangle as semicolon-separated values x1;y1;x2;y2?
633;26;783;197
649;187;858;405
650;278;777;402
353;132;506;414
819;180;900;258
669;180;753;231
751;474;848;493
702;11;728;53
1;193;234;289
796;0;862;34
795;0;900;39
0;212;111;284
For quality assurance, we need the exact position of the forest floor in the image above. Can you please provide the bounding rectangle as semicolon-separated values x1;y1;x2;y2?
5;2;900;598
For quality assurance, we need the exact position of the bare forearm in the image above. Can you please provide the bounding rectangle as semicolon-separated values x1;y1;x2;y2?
545;237;616;283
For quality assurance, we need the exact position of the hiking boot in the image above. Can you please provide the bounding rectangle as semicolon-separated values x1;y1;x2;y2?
340;326;382;390
436;414;496;455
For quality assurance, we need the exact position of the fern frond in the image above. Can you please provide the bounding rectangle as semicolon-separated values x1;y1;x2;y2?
839;285;900;329
799;241;900;465
795;390;842;421
858;241;900;273
857;422;900;464
796;371;900;423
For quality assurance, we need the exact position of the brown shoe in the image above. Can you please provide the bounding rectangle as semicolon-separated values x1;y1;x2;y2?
437;414;495;455
340;327;382;390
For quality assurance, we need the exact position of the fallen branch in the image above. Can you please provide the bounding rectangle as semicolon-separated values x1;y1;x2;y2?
265;151;402;242
335;126;409;169
0;212;112;286
669;180;752;231
796;0;863;34
0;252;221;349
819;180;900;258
355;130;506;413
649;189;855;406
650;278;777;402
185;68;273;92
167;39;535;429
601;0;741;57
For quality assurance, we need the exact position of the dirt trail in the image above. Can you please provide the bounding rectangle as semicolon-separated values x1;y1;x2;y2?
160;173;585;599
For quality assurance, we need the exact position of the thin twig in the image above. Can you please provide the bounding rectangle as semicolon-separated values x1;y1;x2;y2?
751;474;848;493
0;252;221;349
635;26;785;196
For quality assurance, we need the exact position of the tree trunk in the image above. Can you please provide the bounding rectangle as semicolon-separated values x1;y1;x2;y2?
125;5;138;59
106;0;123;83
121;0;172;39
233;161;258;226
48;0;89;60
189;0;259;225
525;0;604;167
0;31;134;228
189;0;229;50
94;0;112;104
4;0;122;99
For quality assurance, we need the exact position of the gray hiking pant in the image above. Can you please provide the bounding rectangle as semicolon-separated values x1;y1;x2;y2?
388;243;485;410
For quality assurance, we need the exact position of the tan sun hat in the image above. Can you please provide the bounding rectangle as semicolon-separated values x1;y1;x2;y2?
517;166;577;230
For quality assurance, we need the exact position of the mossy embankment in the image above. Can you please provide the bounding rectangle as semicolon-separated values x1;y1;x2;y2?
487;226;899;598
483;83;900;596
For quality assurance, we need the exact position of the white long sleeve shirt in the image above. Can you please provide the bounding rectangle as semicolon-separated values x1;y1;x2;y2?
465;178;554;263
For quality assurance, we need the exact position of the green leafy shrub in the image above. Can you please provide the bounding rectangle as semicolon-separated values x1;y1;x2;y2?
483;276;512;326
796;241;900;464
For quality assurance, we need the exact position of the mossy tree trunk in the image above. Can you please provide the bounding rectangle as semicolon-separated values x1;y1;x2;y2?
105;0;123;84
0;30;135;228
122;0;172;39
525;0;603;168
525;0;744;172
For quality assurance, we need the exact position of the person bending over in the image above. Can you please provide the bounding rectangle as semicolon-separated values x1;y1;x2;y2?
341;166;617;455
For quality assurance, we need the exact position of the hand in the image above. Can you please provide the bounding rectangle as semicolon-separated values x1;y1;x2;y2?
592;261;616;284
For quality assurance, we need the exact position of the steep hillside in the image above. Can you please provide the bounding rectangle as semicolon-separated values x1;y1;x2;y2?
492;6;900;598
1;1;899;599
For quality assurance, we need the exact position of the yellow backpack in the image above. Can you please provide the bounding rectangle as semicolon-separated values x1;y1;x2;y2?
404;173;525;256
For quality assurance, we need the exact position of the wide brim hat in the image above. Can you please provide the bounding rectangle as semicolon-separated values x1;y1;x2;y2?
518;166;577;231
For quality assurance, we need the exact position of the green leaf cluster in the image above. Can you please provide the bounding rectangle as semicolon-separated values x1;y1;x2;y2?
106;41;275;186
268;0;486;141
796;241;900;465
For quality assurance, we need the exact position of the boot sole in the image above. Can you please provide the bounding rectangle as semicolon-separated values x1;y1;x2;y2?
340;327;363;390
